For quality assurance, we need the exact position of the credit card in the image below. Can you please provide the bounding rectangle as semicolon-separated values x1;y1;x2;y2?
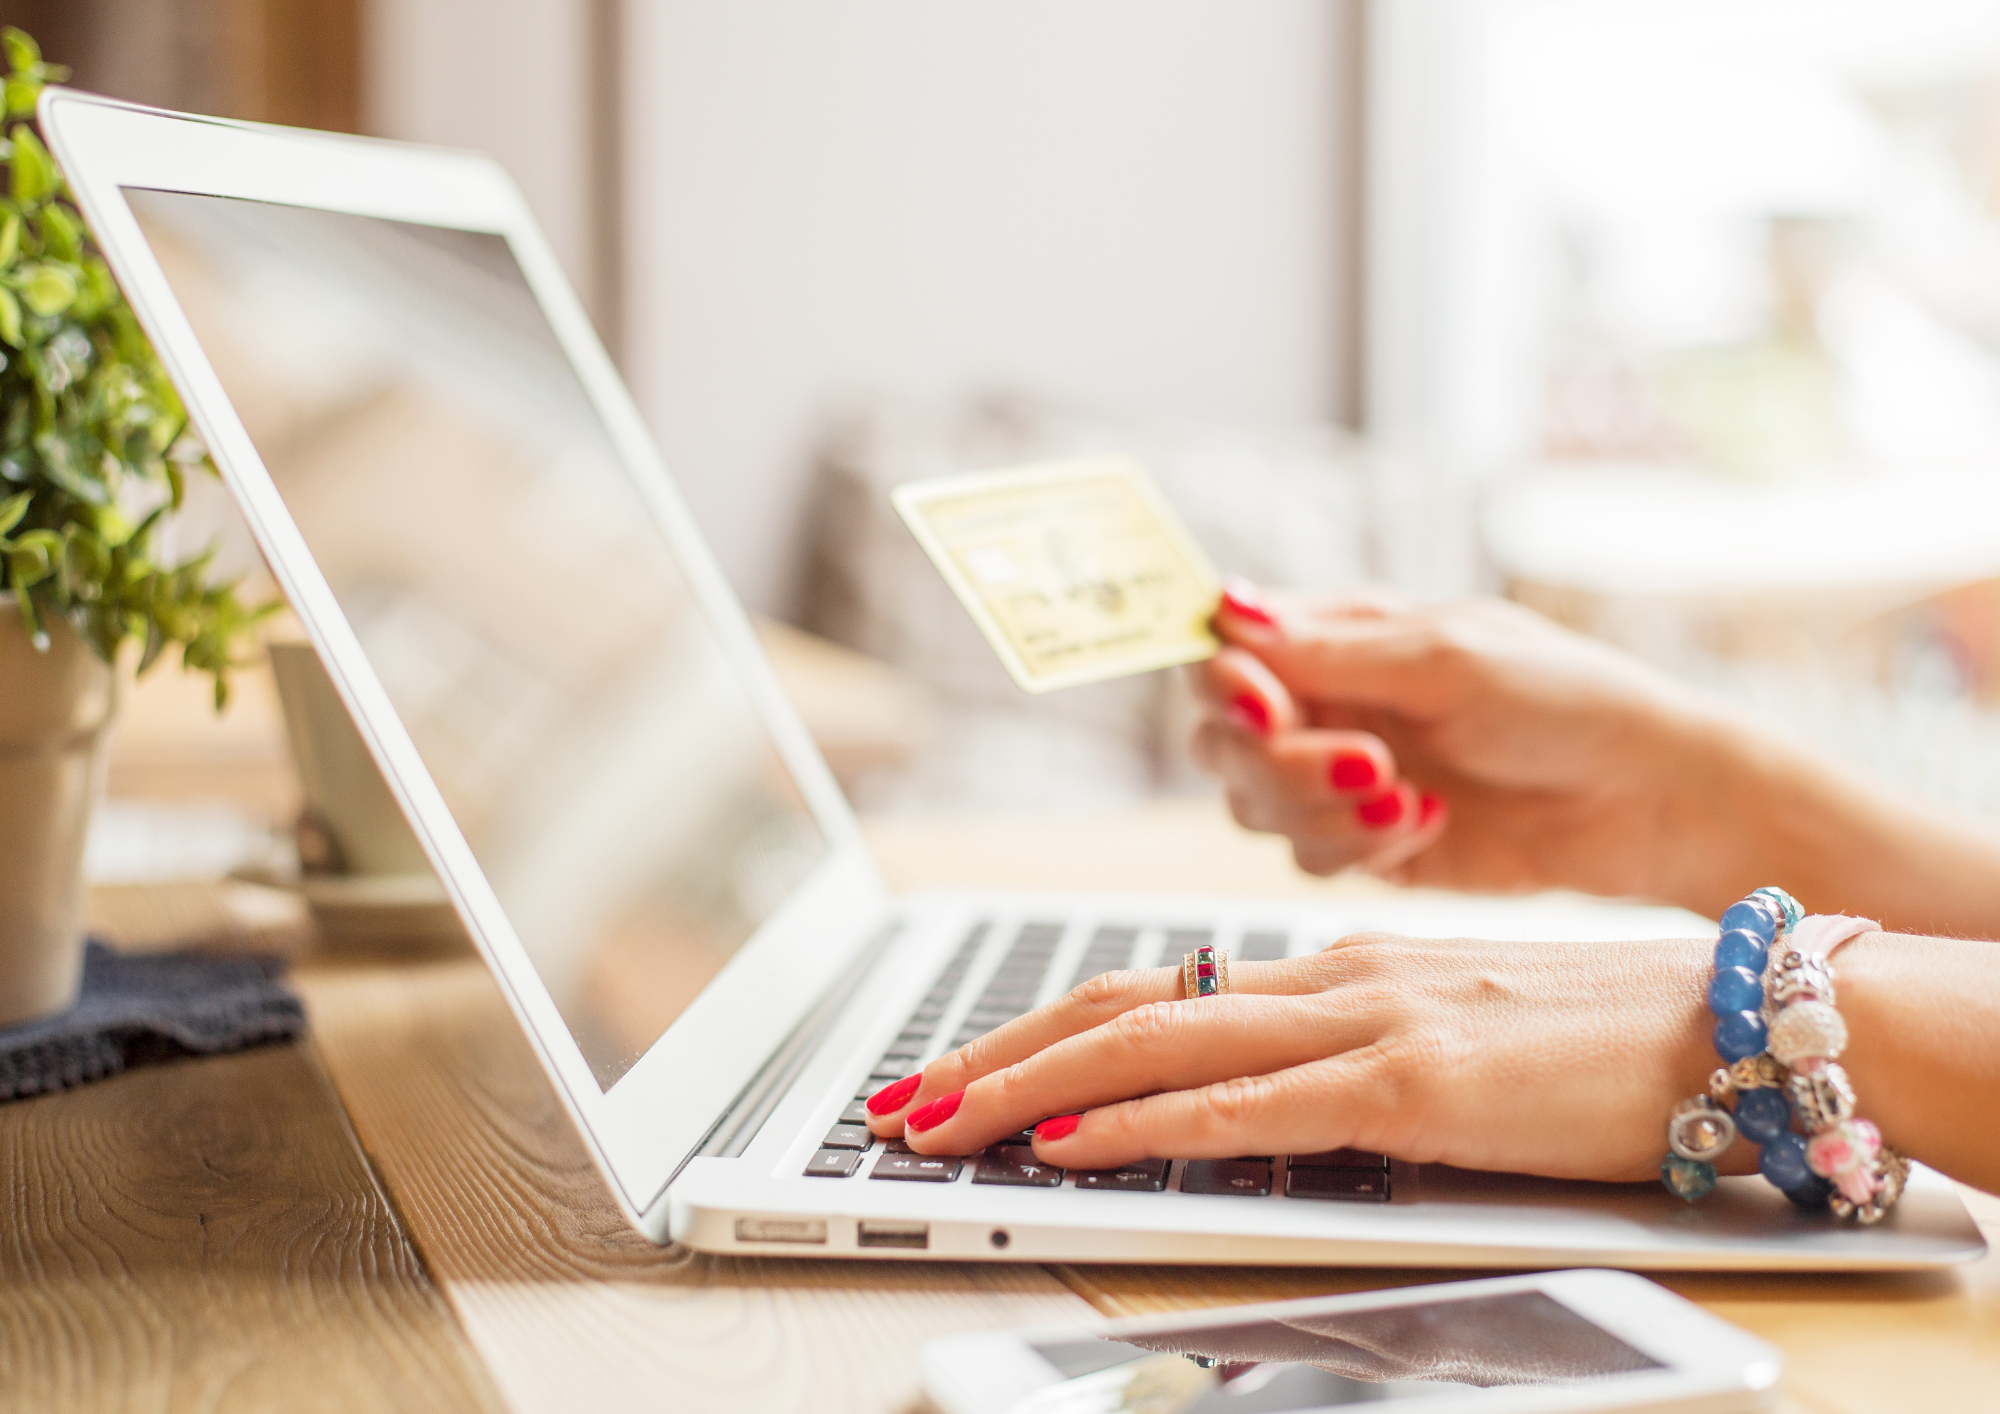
892;456;1222;692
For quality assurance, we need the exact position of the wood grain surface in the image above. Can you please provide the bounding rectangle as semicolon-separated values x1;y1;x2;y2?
0;1037;500;1413
297;956;1095;1414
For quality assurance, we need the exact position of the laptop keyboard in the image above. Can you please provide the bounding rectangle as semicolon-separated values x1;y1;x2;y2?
801;920;1391;1202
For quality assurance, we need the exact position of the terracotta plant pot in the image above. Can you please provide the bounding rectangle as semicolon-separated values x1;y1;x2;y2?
0;598;117;1027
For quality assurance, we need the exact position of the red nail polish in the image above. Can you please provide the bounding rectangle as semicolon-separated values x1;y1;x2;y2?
1419;792;1445;827
1035;1114;1080;1142
1357;791;1405;828
866;1073;922;1115
1329;753;1378;792
1220;578;1276;627
1228;693;1272;735
906;1089;965;1132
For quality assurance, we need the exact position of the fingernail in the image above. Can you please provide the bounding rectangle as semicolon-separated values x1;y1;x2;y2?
1227;692;1271;735
906;1089;965;1132
1035;1114;1080;1142
1419;792;1445;827
866;1073;922;1115
1220;578;1276;627
1329;752;1378;792
1357;791;1405;828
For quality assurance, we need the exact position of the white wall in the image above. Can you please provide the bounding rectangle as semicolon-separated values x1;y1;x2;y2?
360;1;1352;616
362;0;607;317
621;1;1352;613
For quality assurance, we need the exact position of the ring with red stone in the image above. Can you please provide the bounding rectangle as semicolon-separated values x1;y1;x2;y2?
1182;945;1229;1000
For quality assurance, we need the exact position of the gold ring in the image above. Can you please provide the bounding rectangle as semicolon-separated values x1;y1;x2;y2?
1182;945;1229;999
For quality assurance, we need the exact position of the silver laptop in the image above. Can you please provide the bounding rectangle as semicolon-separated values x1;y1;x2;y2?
47;89;1984;1271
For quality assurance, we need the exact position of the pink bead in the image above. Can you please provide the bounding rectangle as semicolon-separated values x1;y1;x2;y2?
1794;1056;1828;1075
1852;1118;1881;1150
1837;1167;1877;1206
1808;1132;1855;1177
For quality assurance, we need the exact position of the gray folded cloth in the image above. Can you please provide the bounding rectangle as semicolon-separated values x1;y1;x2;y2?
0;940;306;1101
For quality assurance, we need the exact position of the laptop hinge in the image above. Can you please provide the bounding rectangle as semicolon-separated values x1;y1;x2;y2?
654;914;903;1200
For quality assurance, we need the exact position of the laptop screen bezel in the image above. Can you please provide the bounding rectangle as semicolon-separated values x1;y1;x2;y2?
42;89;893;1229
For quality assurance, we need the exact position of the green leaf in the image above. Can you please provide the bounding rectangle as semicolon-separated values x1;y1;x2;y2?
0;487;25;536
11;126;54;205
3;28;42;76
0;285;19;347
18;263;74;316
0;211;19;267
3;77;33;118
36;202;76;261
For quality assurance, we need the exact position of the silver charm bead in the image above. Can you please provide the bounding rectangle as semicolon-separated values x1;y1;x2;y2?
1768;999;1848;1067
1770;958;1836;1007
1727;1054;1782;1090
1788;1063;1857;1132
1709;1067;1736;1100
1667;1097;1738;1163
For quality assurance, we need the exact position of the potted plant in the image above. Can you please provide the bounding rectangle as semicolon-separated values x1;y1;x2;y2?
0;29;267;1026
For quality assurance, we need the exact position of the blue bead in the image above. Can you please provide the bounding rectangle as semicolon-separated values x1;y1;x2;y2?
1752;887;1803;931
1707;966;1763;1017
1758;1130;1813;1191
1660;1153;1717;1202
1719;899;1777;944
1714;1010;1767;1062
1734;1087;1791;1144
1714;928;1768;974
1784;1172;1834;1210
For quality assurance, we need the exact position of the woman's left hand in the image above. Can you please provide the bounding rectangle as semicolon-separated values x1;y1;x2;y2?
865;933;1728;1182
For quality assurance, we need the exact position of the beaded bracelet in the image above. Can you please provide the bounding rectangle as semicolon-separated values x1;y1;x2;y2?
1661;888;1797;1202
1762;914;1909;1224
1662;890;1906;1222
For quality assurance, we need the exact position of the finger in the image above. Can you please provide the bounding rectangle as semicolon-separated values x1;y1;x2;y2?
1196;723;1400;809
900;991;1382;1156
1029;1050;1395;1169
1190;647;1301;737
1216;586;1468;720
866;954;1335;1135
1359;790;1449;878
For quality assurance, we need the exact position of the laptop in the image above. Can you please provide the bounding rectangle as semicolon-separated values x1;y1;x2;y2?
45;89;1984;1271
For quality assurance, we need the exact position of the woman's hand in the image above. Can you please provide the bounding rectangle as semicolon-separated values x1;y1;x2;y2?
866;933;1721;1181
1193;581;2000;937
1193;583;1758;912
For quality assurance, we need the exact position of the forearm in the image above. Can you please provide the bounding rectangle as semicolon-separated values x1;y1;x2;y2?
1838;930;2000;1193
1668;706;2000;939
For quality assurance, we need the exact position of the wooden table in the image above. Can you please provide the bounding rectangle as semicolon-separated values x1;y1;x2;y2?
6;803;1997;1412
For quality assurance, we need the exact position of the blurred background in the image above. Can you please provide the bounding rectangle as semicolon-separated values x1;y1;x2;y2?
14;0;2000;892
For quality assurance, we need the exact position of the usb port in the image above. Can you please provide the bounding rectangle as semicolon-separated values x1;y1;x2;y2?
857;1220;929;1250
735;1218;827;1244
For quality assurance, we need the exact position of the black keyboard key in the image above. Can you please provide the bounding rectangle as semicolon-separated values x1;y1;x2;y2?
879;1045;923;1063
1001;1128;1038;1147
872;1153;964;1183
1165;928;1214;954
1181;1159;1272;1196
804;1148;862;1177
880;1137;915;1154
1290;1148;1388;1170
838;1099;872;1125
1075;1159;1170;1192
1287;1165;1390;1202
1238;930;1289;962
822;1123;874;1150
972;1145;1064;1187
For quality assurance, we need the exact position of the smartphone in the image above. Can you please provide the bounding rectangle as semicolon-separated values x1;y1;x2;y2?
918;1270;1781;1414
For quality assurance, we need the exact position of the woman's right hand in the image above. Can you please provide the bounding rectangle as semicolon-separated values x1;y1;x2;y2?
1193;583;1750;912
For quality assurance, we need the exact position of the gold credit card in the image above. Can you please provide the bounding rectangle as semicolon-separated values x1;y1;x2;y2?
893;456;1221;693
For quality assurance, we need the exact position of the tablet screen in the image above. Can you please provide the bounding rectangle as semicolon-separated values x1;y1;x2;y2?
123;188;829;1091
1024;1290;1661;1410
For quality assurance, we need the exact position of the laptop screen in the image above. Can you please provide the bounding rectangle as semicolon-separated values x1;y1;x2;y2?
124;188;829;1092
